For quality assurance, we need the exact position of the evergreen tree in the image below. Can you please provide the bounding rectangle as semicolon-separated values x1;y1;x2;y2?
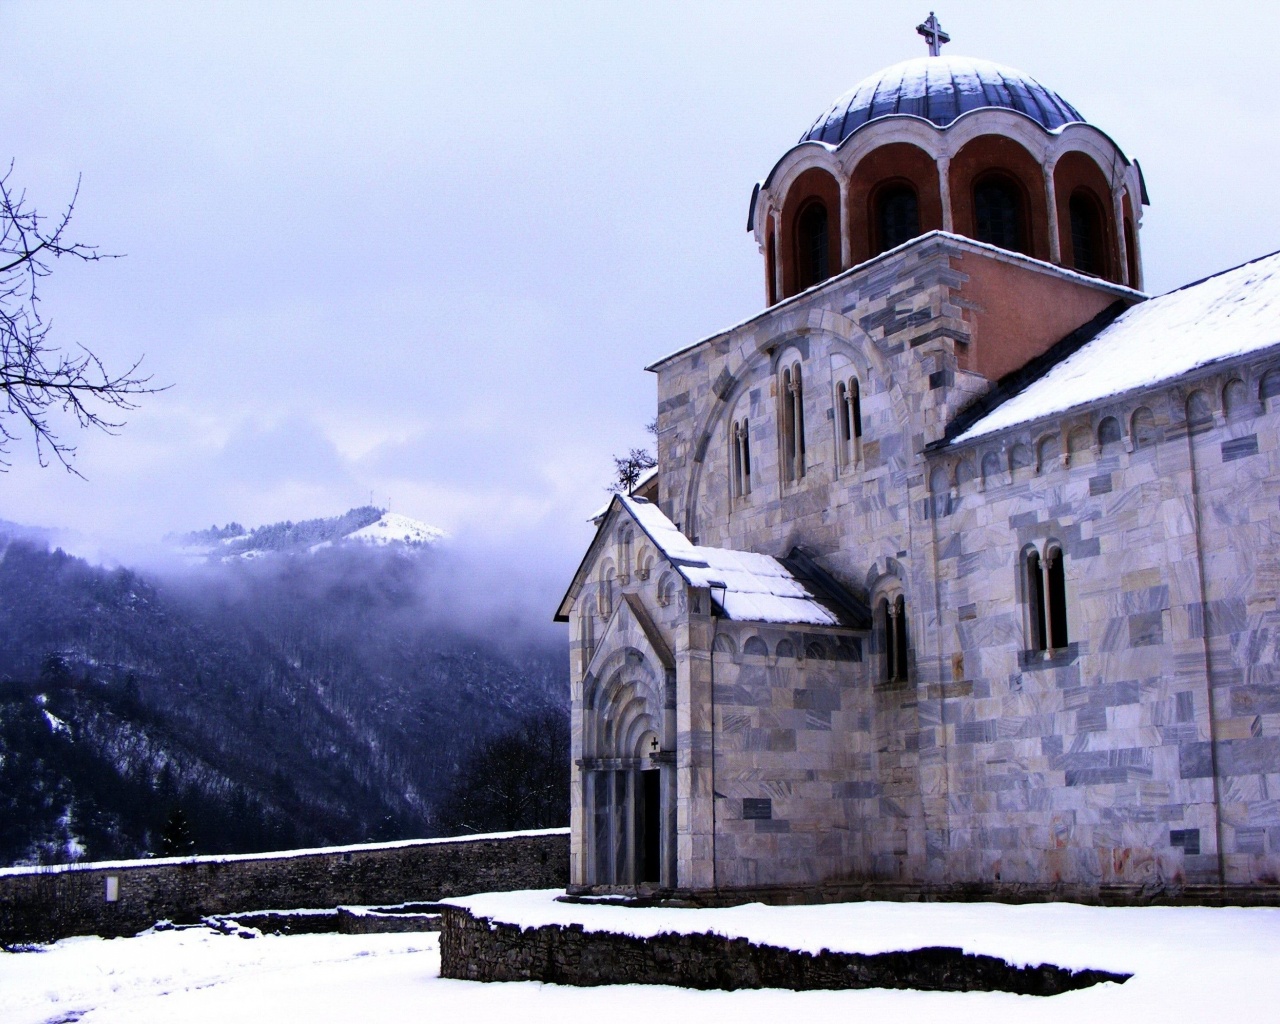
159;807;196;857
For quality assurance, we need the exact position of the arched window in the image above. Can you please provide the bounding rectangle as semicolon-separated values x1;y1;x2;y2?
1186;391;1213;433
775;638;796;659
981;451;1002;487
617;524;634;582
1131;406;1156;449
878;593;909;683
1223;379;1248;419
875;183;920;255
730;417;752;499
579;607;595;665
1124;217;1138;288
743;635;769;657
1068;189;1106;276
1009;443;1033;474
796;201;830;290
1260;369;1280;408
599;567;616;619
973;175;1026;254
1037;434;1061;472
1097;416;1122;451
835;376;862;472
780;362;805;483
1025;544;1069;651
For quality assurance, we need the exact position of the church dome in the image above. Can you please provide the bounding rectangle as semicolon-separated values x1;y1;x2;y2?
801;56;1084;146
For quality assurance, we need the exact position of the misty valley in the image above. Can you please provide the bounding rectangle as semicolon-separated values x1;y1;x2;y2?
0;510;568;867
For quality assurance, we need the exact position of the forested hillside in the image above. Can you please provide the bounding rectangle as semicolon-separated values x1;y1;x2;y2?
0;532;567;866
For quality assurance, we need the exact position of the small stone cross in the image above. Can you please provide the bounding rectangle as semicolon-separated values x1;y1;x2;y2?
916;12;950;56
650;736;660;754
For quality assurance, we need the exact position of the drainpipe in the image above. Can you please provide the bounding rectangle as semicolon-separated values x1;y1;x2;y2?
708;581;727;893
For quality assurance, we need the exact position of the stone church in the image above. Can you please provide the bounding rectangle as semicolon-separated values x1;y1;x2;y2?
556;21;1280;902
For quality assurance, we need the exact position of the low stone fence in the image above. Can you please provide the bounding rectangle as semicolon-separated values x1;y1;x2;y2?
438;904;1129;995
0;829;568;944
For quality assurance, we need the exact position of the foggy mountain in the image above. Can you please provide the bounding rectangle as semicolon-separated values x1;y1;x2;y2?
0;511;568;867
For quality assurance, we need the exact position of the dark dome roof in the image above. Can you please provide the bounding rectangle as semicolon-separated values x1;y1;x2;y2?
801;56;1084;146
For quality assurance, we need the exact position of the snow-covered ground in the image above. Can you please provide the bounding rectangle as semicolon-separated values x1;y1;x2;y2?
3;894;1279;1022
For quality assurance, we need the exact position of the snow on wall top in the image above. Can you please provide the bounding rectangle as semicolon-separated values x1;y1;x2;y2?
620;496;842;627
0;828;569;877
952;250;1280;445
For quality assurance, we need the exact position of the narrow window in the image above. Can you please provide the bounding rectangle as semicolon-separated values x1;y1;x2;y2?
1028;546;1069;650
1026;549;1047;651
881;594;908;683
893;595;909;682
875;183;920;254
1124;217;1138;287
879;598;893;683
781;362;805;482
1069;190;1105;276
973;176;1025;254
1046;547;1069;648
836;381;849;468
796;201;829;289
731;418;752;498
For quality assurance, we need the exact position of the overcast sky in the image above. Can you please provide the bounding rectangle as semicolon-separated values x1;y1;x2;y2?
2;0;1278;574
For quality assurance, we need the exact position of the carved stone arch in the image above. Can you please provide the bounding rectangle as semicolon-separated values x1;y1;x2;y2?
981;449;1003;488
616;522;635;582
928;464;952;518
681;311;906;537
1223;378;1248;419
1259;368;1280;410
1131;406;1157;449
955;457;977;489
1097;415;1122;451
743;635;769;657
1046;129;1137;194
1036;432;1061;471
584;645;665;760
1185;389;1214;433
634;543;655;581
655;569;678;607
1066;426;1092;463
1009;443;1034;475
942;108;1058;163
834;117;948;174
712;633;738;656
775;638;796;659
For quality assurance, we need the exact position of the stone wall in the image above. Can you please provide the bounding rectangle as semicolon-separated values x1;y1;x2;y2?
0;829;568;944
438;904;1128;994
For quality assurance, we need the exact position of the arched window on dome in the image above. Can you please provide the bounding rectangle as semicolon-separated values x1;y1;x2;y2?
973;174;1026;254
1069;189;1106;277
1124;217;1138;289
795;201;830;290
780;362;806;483
873;182;920;255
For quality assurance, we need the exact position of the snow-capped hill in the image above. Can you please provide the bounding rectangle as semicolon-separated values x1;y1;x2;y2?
171;507;446;562
347;512;446;548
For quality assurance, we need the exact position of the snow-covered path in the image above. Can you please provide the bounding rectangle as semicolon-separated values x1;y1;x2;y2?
3;899;1279;1023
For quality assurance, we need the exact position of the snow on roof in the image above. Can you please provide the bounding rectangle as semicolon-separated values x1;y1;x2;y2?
952;250;1280;444
587;465;658;522
620;496;842;627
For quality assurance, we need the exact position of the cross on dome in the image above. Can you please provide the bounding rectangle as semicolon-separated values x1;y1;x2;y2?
916;11;950;56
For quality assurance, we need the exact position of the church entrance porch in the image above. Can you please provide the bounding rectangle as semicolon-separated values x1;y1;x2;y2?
584;764;672;890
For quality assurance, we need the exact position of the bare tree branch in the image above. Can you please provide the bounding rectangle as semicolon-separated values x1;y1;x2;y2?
0;162;165;476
